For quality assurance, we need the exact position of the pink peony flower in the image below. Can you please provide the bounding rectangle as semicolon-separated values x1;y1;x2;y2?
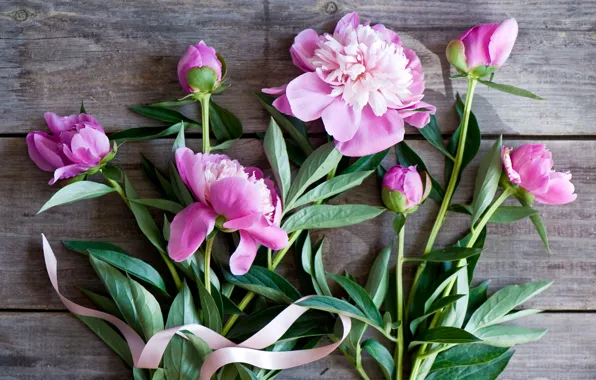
446;18;518;76
381;165;431;213
502;144;576;205
27;113;112;184
177;41;223;94
262;12;435;157
168;148;289;275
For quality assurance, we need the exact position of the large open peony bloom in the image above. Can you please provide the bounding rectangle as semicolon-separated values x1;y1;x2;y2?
27;113;112;184
168;148;289;275
263;12;435;157
502;144;576;205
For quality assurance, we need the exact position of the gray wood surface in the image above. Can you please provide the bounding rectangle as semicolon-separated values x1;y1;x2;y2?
2;0;595;379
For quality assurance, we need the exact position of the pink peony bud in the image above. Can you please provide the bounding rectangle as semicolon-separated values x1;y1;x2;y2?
26;112;113;184
501;144;576;205
447;18;518;77
381;165;431;214
168;148;288;275
177;41;223;94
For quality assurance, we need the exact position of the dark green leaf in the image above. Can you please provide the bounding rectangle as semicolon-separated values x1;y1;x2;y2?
140;153;175;200
169;162;194;207
88;249;169;296
223;266;302;304
419;115;454;159
517;195;551;254
362;339;394;380
80;101;87;114
128;276;164;340
392;213;406;235
109;122;189;144
129;198;184;214
446;94;481;187
478;80;544;100
196;277;223;332
424;266;467;312
365;247;391;308
328;273;383;326
427;349;513;380
221;295;244;315
150;99;196;108
408;247;482;263
209;100;243;141
300;233;313;276
282;204;384;232
471;137;503;225
264;118;291;203
172;121;186;151
313;239;332;297
411;326;480;347
465;280;490;325
102;166;123;182
130;105;199;125
341;149;389;175
38;181;116;213
76;315;133;367
292;170;374;209
79;288;123;319
296;296;383;329
488;206;539;223
63;240;127;255
432;344;509;371
410;295;466;334
396;141;444;202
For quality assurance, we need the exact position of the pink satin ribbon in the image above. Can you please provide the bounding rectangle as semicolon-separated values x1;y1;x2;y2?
42;234;351;379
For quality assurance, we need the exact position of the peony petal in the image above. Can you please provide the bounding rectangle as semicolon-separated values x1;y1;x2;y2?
261;85;287;95
501;146;522;185
489;18;518;67
223;212;262;230
175;147;197;190
209;177;262;220
272;94;295;116
27;132;65;171
372;24;402;45
167;203;217;262
195;41;222;80
534;171;577;205
229;231;259;275
403;167;423;207
285;72;336;121
335;107;405;157
177;45;203;93
460;24;499;69
335;12;360;34
70;126;110;162
398;101;436;128
510;144;547;169
321;98;361;142
290;29;320;72
49;164;89;185
245;216;289;250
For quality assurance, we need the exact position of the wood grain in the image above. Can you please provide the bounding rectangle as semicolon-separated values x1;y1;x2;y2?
1;311;593;379
1;1;595;135
2;137;594;311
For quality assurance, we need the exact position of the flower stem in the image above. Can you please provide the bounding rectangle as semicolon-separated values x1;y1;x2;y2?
204;235;215;294
409;188;513;379
198;93;212;153
355;346;371;380
267;248;273;270
395;218;406;380
405;77;478;328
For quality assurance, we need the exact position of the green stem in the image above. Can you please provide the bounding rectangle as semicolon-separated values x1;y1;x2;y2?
405;78;478;333
410;188;513;379
267;248;273;270
355;346;371;380
105;178;129;208
204;236;215;294
198;93;212;153
395;217;406;380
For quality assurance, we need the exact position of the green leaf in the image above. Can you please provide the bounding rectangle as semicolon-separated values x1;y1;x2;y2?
172;121;186;151
465;280;490;325
419;115;454;160
286;142;342;208
517;195;551;254
222;295;244;315
183;332;213;360
408;247;482;262
424;266;467;312
109;122;189;144
256;93;313;155
300;233;313;276
362;339;394;380
102;165;123;182
396;141;444;202
76;315;133;367
235;364;259;380
151;369;166;380
427;349;513;380
465;281;552;332
223;266;302;304
38;181;116;213
492;309;542;325
88;255;142;335
282;204;384;233
365;247;391;308
411;326;480;347
151;99;196;108
471;137;503;225
211;139;237;151
140;153;175;200
124;175;167;253
164;283;202;380
313;239;332;297
392;213;406;236
88;249;169;296
292;170;373;210
80;101;87;114
478;80;544;100
446;94;481;187
128;276;164;340
169;162;195;207
296;296;383;330
328;273;383;327
341;149;389;175
130;105;199;125
431;344;509;371
209;100;243;141
62;240;127;255
129;198;184;214
475;325;547;347
488;206;539;223
163;215;171;241
79;288;123;319
196;277;223;332
264;118;291;204
410;295;466;335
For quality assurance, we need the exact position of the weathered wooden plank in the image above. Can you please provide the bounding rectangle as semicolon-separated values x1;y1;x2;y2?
0;1;594;135
1;311;594;379
1;137;593;310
